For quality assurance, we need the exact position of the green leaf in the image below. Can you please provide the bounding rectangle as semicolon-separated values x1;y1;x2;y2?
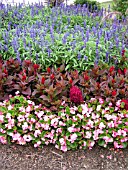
98;139;105;147
7;129;14;136
66;106;70;115
122;142;128;148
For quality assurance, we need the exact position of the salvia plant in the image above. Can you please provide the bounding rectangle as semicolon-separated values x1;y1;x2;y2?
0;2;128;71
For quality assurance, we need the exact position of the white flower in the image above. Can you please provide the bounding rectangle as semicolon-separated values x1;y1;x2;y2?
96;105;101;111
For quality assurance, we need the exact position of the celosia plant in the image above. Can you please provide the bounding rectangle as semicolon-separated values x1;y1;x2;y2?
0;93;127;152
70;86;83;104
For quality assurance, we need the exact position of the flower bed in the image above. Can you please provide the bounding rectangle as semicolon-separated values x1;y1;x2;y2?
0;2;128;151
0;94;128;152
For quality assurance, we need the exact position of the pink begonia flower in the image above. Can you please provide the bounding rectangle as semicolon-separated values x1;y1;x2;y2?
6;113;11;119
81;103;88;114
37;111;44;118
99;122;106;129
26;106;31;113
34;130;41;137
85;131;92;139
105;107;110;111
116;100;121;107
22;122;29;130
23;134;32;142
69;133;77;143
87;119;94;127
0;115;4;123
45;141;49;145
30;118;36;123
89;141;95;149
112;131;118;138
92;113;97;120
8;105;13;110
114;106;119;111
0;128;6;133
117;129;122;136
56;128;62;134
90;98;96;102
19;106;25;112
51;118;59;126
102;109;106;114
100;155;104;158
27;100;35;105
77;114;84;119
45;133;54;140
15;91;20;95
41;123;50;130
118;113;124;118
12;133;21;141
59;138;65;145
17;115;25;122
99;98;104;104
96;105;101;111
83;141;86;147
61;145;67;152
108;102;113;106
59;121;66;126
107;155;112;159
35;122;41;129
5;119;15;129
17;137;26;145
43;115;49;122
88;107;93;114
70;107;76;114
107;121;115;128
34;141;41;147
25;113;30;118
0;136;7;144
72;116;77;122
55;144;59;149
103;136;113;143
28;124;33;131
121;137;128;142
114;141;120;148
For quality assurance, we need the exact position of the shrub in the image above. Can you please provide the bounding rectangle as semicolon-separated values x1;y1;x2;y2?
112;0;128;16
74;0;101;12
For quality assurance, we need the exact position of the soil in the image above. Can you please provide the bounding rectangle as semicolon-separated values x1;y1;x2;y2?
0;143;128;170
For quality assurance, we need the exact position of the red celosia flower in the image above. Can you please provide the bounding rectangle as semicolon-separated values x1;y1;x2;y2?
70;86;83;104
122;99;128;110
124;68;127;75
118;69;123;75
112;90;117;96
22;75;26;81
47;67;51;73
33;64;39;70
109;66;115;73
122;49;126;56
3;68;8;74
97;82;100;88
69;79;73;84
112;79;116;84
120;79;124;85
50;74;55;79
57;67;60;71
84;74;89;81
25;60;31;65
41;76;45;84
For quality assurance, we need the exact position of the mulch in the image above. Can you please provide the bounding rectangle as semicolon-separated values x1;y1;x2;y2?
0;143;128;170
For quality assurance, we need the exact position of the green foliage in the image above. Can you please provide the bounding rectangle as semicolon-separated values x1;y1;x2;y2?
74;0;101;12
112;0;128;16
